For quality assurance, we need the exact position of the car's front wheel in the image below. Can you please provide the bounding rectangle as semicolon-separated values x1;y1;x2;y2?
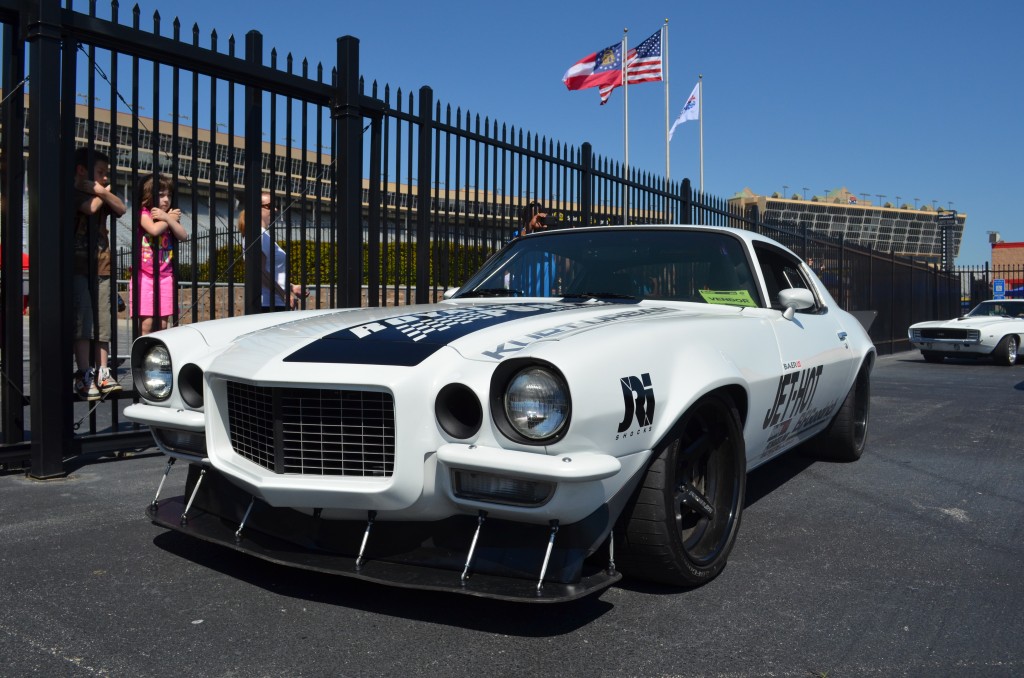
993;335;1018;366
922;351;944;363
616;392;746;586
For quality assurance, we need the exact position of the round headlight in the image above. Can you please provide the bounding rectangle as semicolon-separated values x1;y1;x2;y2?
142;344;173;400
504;367;569;440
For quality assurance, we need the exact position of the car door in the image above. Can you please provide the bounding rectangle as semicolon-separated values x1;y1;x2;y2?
748;242;860;461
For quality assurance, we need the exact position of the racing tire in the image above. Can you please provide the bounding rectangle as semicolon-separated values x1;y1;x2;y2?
807;364;870;462
993;335;1018;366
921;351;944;363
615;392;746;587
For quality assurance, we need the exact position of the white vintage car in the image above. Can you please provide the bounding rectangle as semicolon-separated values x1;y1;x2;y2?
125;225;875;602
908;299;1024;366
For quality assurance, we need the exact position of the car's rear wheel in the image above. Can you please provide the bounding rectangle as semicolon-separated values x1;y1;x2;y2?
616;392;745;586
806;364;871;462
922;351;944;363
993;336;1018;366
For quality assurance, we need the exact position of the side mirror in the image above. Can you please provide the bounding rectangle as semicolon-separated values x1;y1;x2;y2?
442;287;460;300
778;287;815;320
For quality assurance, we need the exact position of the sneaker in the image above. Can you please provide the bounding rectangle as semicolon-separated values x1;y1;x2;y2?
97;366;122;395
74;368;100;401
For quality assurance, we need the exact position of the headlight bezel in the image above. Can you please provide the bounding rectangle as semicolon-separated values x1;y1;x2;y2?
490;359;572;445
131;338;173;401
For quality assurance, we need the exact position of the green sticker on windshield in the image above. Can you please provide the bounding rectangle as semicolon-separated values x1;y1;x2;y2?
698;289;758;307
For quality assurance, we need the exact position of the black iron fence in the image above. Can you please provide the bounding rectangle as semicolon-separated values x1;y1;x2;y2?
0;0;964;478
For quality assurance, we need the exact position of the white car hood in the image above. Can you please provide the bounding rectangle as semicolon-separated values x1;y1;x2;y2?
914;315;1024;331
198;300;730;369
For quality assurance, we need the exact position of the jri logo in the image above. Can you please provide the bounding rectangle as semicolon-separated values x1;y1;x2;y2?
617;373;655;434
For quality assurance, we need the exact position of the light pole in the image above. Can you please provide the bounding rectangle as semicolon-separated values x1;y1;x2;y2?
782;184;789;199
859;193;870;204
931;199;938;209
895;195;902;208
876;194;886;206
802;187;809;200
914;197;920;209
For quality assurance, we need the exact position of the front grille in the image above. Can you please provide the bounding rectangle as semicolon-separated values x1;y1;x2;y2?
913;328;980;342
227;381;395;477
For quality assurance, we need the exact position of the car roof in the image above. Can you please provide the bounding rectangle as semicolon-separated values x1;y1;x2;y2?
525;223;801;259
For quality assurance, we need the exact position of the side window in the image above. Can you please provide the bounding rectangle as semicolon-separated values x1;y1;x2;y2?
754;243;820;312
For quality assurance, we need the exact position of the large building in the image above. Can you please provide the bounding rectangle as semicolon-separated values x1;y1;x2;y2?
729;187;966;263
991;239;1024;294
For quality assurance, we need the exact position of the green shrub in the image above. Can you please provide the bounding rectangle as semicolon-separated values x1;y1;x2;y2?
178;240;494;287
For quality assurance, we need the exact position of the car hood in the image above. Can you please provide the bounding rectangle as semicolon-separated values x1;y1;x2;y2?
913;315;1024;331
198;300;726;369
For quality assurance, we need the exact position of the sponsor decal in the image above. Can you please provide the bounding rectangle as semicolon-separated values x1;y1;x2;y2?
782;360;802;370
615;373;655;440
760;364;839;455
697;289;758;307
345;303;570;343
764;398;838;456
285;302;589;366
763;365;823;430
481;306;676;360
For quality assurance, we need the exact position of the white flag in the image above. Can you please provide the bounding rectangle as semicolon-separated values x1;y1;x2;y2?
668;81;700;141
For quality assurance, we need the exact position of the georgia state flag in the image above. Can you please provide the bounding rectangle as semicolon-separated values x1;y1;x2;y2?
562;43;623;92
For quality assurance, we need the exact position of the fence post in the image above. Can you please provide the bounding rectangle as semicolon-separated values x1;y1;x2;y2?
415;86;433;304
867;244;874;326
890;248;897;354
26;0;68;478
335;36;363;308
682;177;692;224
243;30;263;315
2;20;26;445
367;114;382;307
581;142;592;227
838;234;847;309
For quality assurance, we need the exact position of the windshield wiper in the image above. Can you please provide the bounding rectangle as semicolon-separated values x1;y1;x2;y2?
458;288;521;298
561;291;639;301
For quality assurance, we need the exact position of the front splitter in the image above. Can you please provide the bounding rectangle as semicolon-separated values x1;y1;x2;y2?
148;497;621;603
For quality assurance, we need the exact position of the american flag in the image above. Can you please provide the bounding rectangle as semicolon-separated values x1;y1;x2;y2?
599;28;663;104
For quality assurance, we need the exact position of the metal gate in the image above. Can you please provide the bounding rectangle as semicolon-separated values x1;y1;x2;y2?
0;0;962;479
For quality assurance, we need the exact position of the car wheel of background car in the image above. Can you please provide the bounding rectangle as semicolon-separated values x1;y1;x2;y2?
922;351;944;364
993;335;1018;366
805;364;870;462
615;391;746;586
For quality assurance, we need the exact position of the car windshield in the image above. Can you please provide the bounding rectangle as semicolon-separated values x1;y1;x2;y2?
455;228;762;307
967;301;1024;318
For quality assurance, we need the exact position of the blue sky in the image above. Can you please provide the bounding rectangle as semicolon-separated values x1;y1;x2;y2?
80;0;1022;265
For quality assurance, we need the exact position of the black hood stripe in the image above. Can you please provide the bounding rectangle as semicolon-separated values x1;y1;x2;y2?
283;302;601;366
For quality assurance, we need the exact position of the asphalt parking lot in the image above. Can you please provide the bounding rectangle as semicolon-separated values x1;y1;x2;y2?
1;351;1021;677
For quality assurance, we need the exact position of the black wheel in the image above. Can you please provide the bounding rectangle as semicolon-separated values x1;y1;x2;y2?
993;335;1018;366
616;392;746;586
808;364;871;462
922;351;944;363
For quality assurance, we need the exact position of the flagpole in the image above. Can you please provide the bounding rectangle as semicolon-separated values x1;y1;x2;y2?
663;19;670;186
698;73;704;195
622;28;629;223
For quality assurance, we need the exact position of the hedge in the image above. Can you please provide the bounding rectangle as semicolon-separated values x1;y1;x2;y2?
178;240;493;287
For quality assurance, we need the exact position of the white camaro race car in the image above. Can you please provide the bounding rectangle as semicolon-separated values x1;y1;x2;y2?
126;225;875;602
908;299;1024;366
